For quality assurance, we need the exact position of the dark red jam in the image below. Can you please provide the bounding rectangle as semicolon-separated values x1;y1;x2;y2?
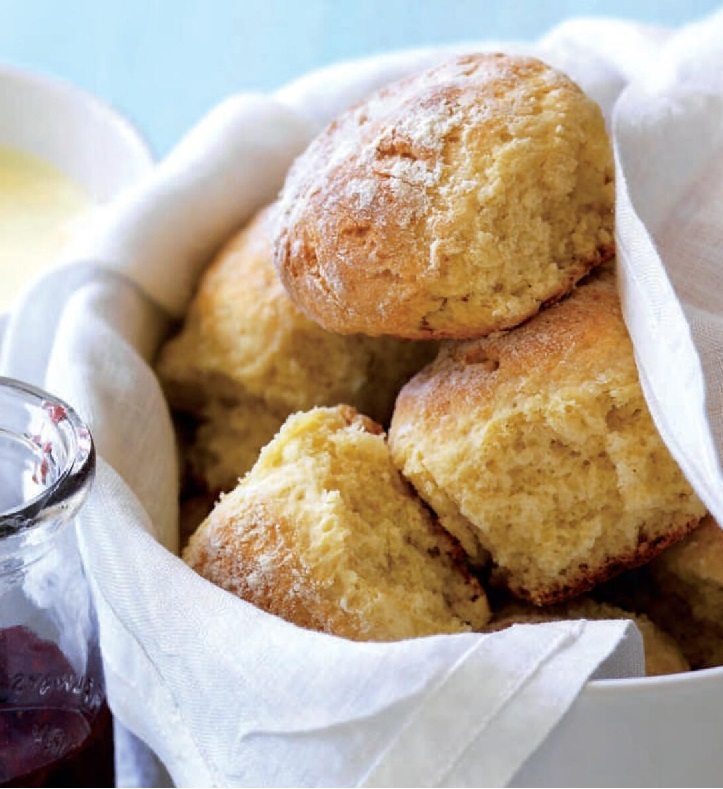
0;626;114;787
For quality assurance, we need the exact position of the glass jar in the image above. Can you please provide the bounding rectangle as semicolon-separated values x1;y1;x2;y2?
0;377;114;787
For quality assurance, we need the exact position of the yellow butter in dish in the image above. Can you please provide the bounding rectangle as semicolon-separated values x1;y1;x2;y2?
0;145;93;311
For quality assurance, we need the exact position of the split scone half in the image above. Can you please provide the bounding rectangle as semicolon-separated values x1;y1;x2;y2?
184;405;491;640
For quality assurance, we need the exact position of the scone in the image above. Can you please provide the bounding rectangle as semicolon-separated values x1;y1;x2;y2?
156;203;437;492
641;515;723;669
486;598;689;677
185;397;289;495
275;52;614;340
183;405;491;641
389;265;706;605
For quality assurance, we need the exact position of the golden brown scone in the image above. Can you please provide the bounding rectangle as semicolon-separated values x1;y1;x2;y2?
184;397;287;495
183;405;491;641
179;491;217;552
486;598;689;677
636;515;723;670
156;203;437;492
389;264;706;605
274;52;614;340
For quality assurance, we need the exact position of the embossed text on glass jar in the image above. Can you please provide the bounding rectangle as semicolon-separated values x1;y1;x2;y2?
0;377;114;787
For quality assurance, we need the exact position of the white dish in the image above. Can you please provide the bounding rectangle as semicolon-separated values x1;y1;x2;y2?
0;63;153;201
0;64;154;313
3;53;719;789
516;665;723;786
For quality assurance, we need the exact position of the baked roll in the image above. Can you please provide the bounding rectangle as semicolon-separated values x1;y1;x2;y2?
156;203;436;493
275;52;614;340
184;405;491;640
640;515;723;670
486;598;689;677
389;265;706;604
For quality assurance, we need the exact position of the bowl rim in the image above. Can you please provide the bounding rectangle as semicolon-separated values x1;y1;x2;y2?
589;658;723;692
0;60;154;169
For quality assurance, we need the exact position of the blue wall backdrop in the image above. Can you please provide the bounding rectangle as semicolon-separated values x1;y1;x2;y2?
0;0;720;157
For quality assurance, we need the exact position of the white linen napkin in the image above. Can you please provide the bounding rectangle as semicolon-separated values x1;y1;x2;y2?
2;11;722;787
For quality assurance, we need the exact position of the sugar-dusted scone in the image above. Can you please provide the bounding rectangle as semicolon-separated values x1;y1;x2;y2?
183;405;491;641
156;203;437;492
389;265;706;605
275;52;614;340
486;598;689;677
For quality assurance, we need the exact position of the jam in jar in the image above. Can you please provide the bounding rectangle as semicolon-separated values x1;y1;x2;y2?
0;377;114;786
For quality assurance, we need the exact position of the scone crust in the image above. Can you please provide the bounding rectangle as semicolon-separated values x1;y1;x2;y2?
275;52;614;339
389;266;706;604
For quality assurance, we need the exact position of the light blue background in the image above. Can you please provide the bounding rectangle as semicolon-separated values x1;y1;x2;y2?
0;0;721;158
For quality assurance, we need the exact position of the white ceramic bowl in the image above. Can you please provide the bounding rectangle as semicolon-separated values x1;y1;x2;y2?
0;64;154;315
0;63;153;202
5;58;717;789
512;665;723;786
